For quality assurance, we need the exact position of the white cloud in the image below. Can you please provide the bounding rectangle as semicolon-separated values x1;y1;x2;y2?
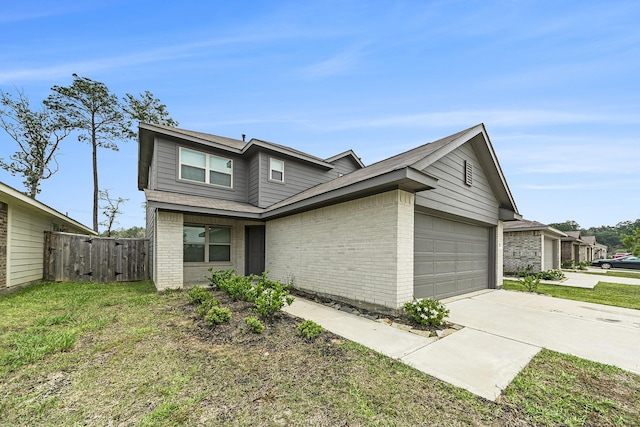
299;43;370;79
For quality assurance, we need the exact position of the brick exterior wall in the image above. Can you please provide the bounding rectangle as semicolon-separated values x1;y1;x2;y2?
182;214;265;284
0;202;7;288
266;190;415;310
154;211;184;291
503;230;543;274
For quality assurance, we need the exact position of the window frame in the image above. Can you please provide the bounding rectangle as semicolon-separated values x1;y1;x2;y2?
183;224;232;264
178;147;233;189
269;157;285;183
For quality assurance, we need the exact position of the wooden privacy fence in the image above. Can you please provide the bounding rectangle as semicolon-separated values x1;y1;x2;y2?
44;232;149;283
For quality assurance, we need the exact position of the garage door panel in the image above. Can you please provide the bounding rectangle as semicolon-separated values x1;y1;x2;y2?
414;213;490;300
414;260;434;275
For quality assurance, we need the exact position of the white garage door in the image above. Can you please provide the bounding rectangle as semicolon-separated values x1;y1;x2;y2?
414;213;490;300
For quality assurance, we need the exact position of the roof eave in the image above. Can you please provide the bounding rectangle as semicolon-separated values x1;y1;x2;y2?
264;167;437;220
148;200;264;220
243;140;334;169
0;182;96;235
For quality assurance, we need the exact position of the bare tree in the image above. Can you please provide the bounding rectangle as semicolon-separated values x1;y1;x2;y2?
0;89;71;198
99;189;128;237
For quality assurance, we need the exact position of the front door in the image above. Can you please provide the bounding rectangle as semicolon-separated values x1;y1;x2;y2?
245;226;265;275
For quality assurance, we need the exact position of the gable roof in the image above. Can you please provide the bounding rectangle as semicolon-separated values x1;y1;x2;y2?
138;123;364;190
503;218;567;237
142;123;520;222
265;123;519;220
325;150;365;168
0;182;96;235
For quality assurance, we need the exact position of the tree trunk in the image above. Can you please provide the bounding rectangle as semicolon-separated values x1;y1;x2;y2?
92;116;98;232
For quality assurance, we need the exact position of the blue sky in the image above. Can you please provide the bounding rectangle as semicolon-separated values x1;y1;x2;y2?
1;0;639;231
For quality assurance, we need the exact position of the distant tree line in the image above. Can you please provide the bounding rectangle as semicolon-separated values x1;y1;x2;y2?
549;219;640;255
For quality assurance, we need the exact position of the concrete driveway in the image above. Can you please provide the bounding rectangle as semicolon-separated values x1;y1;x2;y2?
285;282;640;401
444;289;640;376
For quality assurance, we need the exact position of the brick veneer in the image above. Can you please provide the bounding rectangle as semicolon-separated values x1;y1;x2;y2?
266;190;415;310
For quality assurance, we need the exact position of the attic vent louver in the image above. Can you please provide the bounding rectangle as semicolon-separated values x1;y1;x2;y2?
464;160;473;186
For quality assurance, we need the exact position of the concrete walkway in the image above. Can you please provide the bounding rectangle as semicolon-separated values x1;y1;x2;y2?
284;285;640;401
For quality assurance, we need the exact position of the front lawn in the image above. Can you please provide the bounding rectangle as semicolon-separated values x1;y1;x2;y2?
584;270;640;280
1;281;639;426
503;280;640;310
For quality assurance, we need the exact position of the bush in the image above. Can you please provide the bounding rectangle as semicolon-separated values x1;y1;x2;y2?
561;260;575;269
187;286;214;304
517;265;535;278
578;260;590;270
404;298;450;327
297;320;323;341
204;306;231;326
243;316;264;334
520;275;540;292
537;269;565;281
207;269;236;289
195;297;220;317
253;287;295;319
218;274;255;301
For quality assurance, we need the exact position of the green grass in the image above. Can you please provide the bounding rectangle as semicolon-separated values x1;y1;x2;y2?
584;270;640;280
503;279;640;310
1;281;639;426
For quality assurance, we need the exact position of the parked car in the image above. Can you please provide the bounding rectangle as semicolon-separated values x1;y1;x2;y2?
592;256;640;270
613;253;631;258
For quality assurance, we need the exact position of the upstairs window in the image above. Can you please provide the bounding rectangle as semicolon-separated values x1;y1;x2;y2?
270;158;285;182
179;147;233;188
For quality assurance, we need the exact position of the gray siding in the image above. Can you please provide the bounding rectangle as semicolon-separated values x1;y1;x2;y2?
259;154;332;208
330;156;362;177
416;142;499;225
154;137;248;202
248;153;260;206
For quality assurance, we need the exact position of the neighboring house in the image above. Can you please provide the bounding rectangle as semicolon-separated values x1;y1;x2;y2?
502;219;566;274
0;182;96;291
560;231;606;264
581;235;608;260
138;123;520;310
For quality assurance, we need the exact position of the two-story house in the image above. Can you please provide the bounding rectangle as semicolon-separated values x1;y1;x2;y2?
138;123;520;310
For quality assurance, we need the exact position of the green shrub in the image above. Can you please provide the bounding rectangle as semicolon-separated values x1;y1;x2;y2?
243;316;264;334
297;320;323;341
195;298;220;317
253;288;294;319
561;259;575;269
207;269;235;289
520;275;540;292
404;298;450;327
517;264;534;278
578;260;590;270
187;286;213;304
537;269;565;281
204;306;231;326
218;274;255;301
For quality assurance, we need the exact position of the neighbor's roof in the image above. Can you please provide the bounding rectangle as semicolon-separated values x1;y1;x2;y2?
503;219;567;237
0;181;96;235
